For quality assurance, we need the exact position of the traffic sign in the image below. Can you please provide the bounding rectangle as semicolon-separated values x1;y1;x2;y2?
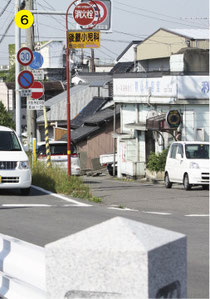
18;70;34;89
73;3;95;26
17;47;33;66
81;0;111;31
31;81;44;99
32;69;44;80
27;100;45;110
29;52;44;69
20;89;32;97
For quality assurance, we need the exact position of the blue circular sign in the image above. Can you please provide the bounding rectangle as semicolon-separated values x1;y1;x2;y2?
29;51;44;69
18;70;34;89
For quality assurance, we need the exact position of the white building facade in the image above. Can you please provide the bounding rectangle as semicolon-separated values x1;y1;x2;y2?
114;75;209;178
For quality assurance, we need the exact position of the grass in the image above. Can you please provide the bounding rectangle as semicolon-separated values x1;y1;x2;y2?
31;160;102;203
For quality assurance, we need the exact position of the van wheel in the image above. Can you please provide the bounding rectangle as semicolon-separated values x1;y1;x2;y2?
20;187;31;196
183;174;191;191
202;185;209;190
165;173;172;188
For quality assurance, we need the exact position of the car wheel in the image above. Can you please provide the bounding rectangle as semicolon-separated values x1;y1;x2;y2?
165;173;172;188
183;174;191;191
20;187;31;196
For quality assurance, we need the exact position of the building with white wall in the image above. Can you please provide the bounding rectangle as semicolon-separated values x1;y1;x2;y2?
113;28;209;179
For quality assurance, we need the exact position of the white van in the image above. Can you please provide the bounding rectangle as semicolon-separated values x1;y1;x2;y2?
37;141;81;176
0;126;32;195
164;141;209;190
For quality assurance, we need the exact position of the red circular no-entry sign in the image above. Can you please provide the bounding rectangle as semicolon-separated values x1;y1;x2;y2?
31;81;44;99
73;3;95;26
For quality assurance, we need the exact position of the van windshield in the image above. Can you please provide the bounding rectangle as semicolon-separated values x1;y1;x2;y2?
185;144;209;159
0;131;22;151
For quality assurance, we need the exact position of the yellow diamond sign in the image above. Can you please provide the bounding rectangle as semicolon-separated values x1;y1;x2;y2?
68;31;100;49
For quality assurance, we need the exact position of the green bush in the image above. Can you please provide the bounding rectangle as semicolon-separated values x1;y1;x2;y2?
31;161;102;203
146;148;169;172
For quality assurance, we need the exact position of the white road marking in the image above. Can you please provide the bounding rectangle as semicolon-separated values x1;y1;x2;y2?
1;204;51;207
108;207;139;212
32;185;92;207
142;211;172;215
185;214;209;217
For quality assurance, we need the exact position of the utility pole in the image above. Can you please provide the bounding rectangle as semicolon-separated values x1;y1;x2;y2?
25;0;36;146
89;49;95;72
15;0;21;140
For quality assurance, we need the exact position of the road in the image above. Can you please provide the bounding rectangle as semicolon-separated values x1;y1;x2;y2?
0;176;208;298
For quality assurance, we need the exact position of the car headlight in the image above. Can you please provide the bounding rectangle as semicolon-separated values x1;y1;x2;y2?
190;162;200;169
18;161;30;169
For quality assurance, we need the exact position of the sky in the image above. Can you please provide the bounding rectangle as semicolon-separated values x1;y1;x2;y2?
0;0;209;66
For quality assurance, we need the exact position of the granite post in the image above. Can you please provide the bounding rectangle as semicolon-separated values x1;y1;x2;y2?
45;217;187;298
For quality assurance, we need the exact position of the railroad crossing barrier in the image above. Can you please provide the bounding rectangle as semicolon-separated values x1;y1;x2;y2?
0;217;187;298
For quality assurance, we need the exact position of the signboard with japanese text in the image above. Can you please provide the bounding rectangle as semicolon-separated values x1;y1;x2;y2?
27;99;45;110
68;31;100;49
20;89;32;97
32;69;44;81
114;76;210;100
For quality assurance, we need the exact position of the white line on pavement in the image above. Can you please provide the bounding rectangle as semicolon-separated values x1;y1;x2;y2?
32;185;92;207
142;211;172;215
108;207;139;212
185;214;209;217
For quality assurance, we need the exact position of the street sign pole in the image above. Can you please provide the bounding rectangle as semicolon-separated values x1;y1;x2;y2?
15;0;21;140
66;0;100;177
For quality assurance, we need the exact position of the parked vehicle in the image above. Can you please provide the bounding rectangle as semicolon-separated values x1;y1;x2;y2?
164;141;209;190
0;126;32;195
37;141;81;175
100;153;117;176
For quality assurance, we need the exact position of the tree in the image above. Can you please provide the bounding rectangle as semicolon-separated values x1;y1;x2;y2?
0;101;15;129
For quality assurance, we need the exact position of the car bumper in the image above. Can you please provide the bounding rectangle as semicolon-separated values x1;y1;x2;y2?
189;169;209;185
0;169;32;189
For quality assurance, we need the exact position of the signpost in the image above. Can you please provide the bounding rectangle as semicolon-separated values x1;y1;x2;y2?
31;81;44;99
73;3;95;26
81;0;111;31
32;69;44;80
17;47;33;66
29;51;44;69
68;30;100;48
18;70;34;89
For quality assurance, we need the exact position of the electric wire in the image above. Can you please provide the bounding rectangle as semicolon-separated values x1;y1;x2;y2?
115;0;209;28
0;0;12;17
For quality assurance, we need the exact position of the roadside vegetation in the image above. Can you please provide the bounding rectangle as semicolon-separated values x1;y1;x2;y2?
30;158;101;203
146;148;169;172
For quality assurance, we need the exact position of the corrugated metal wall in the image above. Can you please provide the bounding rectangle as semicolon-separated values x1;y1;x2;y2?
77;118;120;170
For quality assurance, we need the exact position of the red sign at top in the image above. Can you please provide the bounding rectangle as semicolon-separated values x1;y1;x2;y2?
73;3;95;26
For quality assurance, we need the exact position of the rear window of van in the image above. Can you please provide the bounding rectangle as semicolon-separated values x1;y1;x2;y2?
37;143;76;156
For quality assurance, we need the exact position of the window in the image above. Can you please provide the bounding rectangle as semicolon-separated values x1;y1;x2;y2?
170;144;178;159
185;144;209;159
177;144;183;158
0;131;21;151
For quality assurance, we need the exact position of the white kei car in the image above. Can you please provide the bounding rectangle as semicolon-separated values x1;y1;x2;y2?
164;141;209;190
37;141;81;175
0;126;32;195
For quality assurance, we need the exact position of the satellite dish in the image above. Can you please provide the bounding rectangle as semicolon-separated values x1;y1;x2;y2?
146;110;158;119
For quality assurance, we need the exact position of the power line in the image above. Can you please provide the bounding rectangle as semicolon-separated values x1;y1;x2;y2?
0;18;13;44
0;0;12;17
115;1;208;29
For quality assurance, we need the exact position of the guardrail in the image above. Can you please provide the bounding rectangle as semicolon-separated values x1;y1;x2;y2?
0;233;46;299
